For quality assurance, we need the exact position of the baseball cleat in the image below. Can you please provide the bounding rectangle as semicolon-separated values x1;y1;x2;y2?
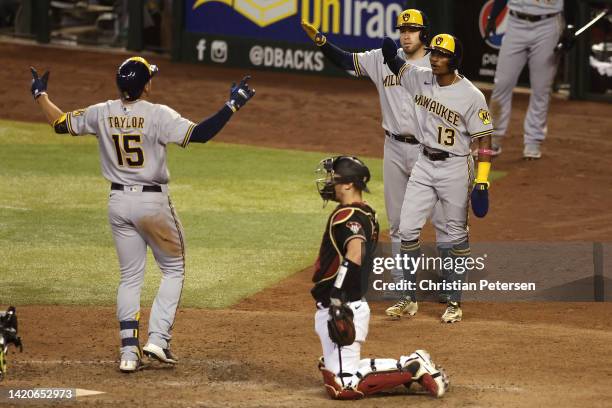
523;143;542;160
385;296;418;319
143;343;178;364
119;359;145;373
441;301;462;323
402;350;449;398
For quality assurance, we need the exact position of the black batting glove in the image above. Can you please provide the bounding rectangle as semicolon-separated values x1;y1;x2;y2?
30;67;50;100
381;37;398;65
226;75;255;112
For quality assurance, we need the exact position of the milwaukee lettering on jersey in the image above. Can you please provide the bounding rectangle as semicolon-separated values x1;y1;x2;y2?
414;95;460;126
382;74;401;87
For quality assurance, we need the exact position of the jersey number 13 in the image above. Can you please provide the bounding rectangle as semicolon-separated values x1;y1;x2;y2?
437;126;456;146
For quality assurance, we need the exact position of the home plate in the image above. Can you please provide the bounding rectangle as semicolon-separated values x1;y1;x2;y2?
76;389;106;397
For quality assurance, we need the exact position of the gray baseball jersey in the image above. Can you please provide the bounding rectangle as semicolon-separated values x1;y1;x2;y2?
67;100;195;185
353;49;429;136
397;64;494;155
67;99;194;362
350;49;450;294
508;0;563;15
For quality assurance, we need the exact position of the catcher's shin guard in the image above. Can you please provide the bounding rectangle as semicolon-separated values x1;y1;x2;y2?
319;359;415;399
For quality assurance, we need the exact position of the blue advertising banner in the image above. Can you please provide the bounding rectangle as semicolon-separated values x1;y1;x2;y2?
185;0;406;50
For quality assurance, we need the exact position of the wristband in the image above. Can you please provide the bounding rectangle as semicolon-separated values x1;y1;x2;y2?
478;148;495;156
475;161;491;185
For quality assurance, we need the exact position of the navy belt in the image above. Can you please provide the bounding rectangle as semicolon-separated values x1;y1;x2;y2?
385;131;419;145
509;10;559;22
422;147;450;161
111;183;162;192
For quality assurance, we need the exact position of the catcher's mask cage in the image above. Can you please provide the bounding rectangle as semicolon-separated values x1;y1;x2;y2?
315;156;371;203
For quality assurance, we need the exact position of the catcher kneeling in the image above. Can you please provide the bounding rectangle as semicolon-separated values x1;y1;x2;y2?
311;156;449;400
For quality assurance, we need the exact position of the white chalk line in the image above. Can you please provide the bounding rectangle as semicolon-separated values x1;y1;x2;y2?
17;360;525;393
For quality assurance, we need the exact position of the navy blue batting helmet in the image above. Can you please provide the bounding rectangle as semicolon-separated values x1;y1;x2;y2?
116;57;158;101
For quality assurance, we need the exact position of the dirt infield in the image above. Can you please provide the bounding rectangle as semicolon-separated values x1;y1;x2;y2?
2;42;612;407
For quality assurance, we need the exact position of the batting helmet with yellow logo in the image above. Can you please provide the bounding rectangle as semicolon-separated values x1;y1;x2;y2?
116;57;159;101
395;9;429;44
426;34;463;71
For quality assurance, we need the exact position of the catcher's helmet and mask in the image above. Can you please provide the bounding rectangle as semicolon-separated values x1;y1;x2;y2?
315;156;371;203
396;9;429;44
426;34;463;71
116;56;158;101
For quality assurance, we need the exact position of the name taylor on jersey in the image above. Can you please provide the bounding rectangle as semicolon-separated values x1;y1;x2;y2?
414;94;460;127
107;116;145;129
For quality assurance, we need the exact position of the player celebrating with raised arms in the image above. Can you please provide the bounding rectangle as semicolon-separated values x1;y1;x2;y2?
301;9;452;319
381;34;494;323
30;57;255;372
311;156;448;399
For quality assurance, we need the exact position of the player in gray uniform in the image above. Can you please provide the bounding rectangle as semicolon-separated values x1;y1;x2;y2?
486;0;565;159
29;57;255;372
382;34;494;323
300;10;451;319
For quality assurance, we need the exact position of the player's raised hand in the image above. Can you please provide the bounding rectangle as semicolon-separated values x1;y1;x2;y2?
30;67;50;100
301;19;326;46
381;37;398;65
227;75;255;112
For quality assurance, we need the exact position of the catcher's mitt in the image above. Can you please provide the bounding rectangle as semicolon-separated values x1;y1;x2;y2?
328;304;356;347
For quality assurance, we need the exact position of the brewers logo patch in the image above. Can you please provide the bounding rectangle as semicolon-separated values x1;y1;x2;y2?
403;13;410;22
346;221;362;234
435;36;443;45
478;109;491;125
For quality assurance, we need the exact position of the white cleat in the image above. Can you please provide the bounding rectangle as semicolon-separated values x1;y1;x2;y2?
523;143;542;160
143;343;178;364
441;301;462;323
385;296;418;320
402;350;450;398
119;359;144;373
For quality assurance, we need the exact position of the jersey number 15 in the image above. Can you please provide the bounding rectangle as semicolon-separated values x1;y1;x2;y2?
112;134;144;167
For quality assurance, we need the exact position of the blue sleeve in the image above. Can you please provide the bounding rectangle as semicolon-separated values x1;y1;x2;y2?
188;104;234;144
320;41;355;72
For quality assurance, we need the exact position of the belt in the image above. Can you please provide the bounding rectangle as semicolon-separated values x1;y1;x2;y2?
385;130;419;145
422;147;450;161
111;183;162;192
509;10;559;22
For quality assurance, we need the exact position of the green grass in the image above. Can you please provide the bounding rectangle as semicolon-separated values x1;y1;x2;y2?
0;119;505;308
0;119;388;308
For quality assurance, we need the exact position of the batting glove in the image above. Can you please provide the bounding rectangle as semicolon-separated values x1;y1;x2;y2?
381;37;398;65
227;75;255;112
30;67;50;100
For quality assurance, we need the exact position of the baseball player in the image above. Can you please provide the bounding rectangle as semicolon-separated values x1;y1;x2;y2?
485;0;565;159
381;34;494;323
311;156;449;399
29;57;255;372
301;10;452;320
